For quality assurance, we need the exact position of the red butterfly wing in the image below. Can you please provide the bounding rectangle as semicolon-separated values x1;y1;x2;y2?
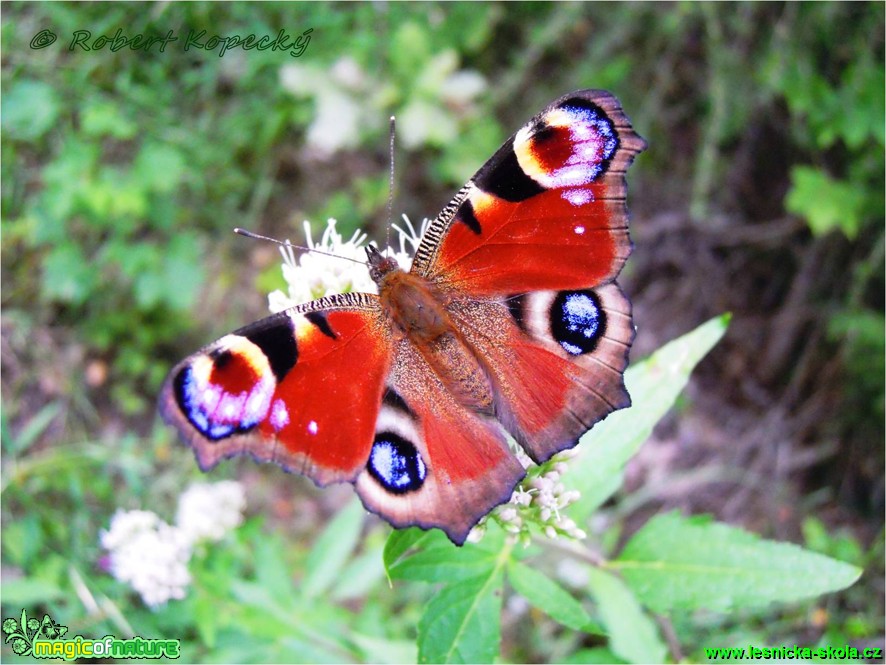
449;283;634;463
411;89;645;465
412;90;645;295
354;338;525;544
160;290;524;544
160;293;393;485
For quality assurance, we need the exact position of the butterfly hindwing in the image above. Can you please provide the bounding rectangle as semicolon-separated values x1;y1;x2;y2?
448;283;634;464
355;339;526;545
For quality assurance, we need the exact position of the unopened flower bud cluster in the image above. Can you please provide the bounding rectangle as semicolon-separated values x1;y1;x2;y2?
469;449;587;545
101;481;245;608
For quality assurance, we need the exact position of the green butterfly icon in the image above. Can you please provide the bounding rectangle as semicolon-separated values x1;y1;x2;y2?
39;615;67;640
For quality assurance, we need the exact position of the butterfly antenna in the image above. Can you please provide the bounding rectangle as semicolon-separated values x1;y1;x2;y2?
233;228;367;266
385;115;396;256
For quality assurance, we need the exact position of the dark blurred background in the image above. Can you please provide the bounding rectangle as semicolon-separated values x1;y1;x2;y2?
2;2;883;661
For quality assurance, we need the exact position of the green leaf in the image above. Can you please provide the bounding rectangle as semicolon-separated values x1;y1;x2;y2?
192;590;220;648
0;578;65;606
40;243;99;305
34;140;99;242
565;314;730;519
5;402;60;455
390;21;432;80
389;541;500;584
384;527;438;574
785;166;866;238
81;101;138;139
253;533;299;607
507;561;594;632
586;567;667;664
301;497;364;597
1;80;60;141
614;512;863;613
330;540;386;601
802;517;864;567
158;233;205;310
350;632;417;665
135;143;186;193
556;647;626;664
418;571;503;664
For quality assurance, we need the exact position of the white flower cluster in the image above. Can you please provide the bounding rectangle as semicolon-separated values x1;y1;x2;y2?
268;217;425;311
176;481;246;544
101;481;245;608
279;55;487;159
469;449;587;546
100;511;191;608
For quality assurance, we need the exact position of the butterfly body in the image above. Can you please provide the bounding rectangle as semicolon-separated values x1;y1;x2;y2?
375;255;451;345
371;253;493;416
161;90;645;544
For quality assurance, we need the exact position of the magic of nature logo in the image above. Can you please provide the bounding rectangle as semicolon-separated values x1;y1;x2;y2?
3;609;180;660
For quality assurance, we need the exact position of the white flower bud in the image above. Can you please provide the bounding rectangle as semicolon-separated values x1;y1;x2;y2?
466;525;486;544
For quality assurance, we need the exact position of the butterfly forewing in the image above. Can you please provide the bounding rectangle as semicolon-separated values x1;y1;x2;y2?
412;90;645;295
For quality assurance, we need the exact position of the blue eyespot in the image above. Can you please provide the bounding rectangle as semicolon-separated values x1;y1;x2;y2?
551;290;605;355
367;433;426;494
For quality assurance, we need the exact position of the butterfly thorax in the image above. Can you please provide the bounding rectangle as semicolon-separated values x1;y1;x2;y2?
367;245;452;343
369;249;495;414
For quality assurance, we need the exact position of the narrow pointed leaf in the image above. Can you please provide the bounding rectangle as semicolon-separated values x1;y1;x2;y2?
586;567;667;664
507;561;595;632
301;497;364;597
565;314;730;519
384;527;450;577
614;512;863;612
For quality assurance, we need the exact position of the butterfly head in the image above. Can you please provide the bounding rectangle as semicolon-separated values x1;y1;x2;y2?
366;245;401;284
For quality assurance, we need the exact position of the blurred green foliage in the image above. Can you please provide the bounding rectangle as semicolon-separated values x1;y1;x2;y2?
767;6;884;239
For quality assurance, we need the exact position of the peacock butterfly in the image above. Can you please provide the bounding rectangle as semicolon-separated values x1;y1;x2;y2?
160;90;646;545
